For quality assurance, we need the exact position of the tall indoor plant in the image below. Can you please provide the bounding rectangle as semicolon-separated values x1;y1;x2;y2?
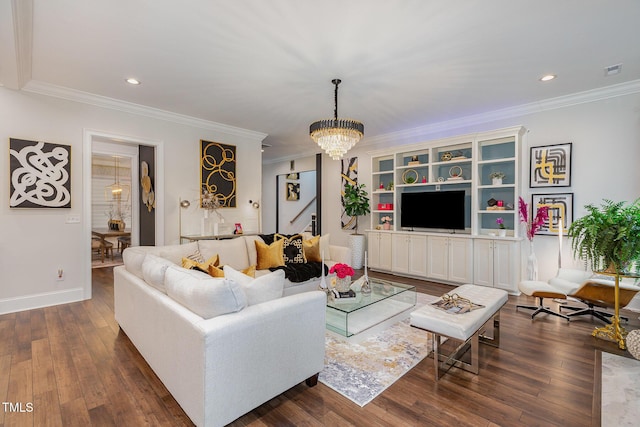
568;199;640;275
343;183;371;268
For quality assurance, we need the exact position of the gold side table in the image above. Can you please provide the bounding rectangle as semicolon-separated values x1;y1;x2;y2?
592;271;640;349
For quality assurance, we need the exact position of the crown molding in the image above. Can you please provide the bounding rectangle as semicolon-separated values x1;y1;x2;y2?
21;80;268;143
363;79;640;150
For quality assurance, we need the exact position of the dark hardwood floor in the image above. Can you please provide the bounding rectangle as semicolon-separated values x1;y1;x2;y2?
1;267;638;426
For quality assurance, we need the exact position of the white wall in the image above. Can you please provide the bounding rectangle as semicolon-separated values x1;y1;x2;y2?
0;88;264;314
265;91;640;283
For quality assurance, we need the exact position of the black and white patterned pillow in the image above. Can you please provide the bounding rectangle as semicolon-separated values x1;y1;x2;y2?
275;234;306;264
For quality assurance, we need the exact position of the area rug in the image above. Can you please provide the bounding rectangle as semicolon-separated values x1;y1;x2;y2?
91;254;124;269
601;351;640;426
319;293;437;407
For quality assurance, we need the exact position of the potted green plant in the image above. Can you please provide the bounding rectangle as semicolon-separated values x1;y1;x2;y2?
489;171;506;185
343;183;371;268
569;199;640;275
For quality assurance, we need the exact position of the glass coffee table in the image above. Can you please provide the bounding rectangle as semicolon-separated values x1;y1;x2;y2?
326;279;416;337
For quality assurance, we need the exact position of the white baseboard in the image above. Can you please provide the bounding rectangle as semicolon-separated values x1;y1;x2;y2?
0;288;87;315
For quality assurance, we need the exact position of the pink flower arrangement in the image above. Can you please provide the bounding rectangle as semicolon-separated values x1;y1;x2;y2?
496;217;505;229
518;196;549;241
329;263;355;278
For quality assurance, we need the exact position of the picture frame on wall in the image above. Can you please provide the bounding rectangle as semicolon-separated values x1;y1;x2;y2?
531;193;573;235
9;138;72;208
530;142;572;188
286;182;300;201
200;140;236;207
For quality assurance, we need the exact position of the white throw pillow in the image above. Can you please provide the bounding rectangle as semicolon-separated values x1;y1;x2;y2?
223;265;285;306
165;266;247;319
141;254;175;293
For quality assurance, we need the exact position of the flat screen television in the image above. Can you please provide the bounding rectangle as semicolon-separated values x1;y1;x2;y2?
400;190;466;230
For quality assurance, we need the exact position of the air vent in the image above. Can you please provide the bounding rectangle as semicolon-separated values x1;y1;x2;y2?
604;64;622;76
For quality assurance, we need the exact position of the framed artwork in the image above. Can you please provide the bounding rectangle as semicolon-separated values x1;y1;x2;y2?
531;193;573;235
234;223;243;234
341;157;358;230
9;138;71;208
530;142;572;188
200;140;236;207
286;182;300;201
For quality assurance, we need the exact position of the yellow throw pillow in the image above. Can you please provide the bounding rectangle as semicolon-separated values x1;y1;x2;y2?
255;239;285;269
182;254;219;272
209;264;256;278
302;235;321;262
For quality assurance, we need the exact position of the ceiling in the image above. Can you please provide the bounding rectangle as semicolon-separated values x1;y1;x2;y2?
2;1;639;162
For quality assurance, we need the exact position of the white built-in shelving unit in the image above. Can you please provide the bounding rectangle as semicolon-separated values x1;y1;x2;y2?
367;126;525;292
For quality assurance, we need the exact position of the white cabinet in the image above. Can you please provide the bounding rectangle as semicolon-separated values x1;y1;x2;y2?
474;239;519;291
427;236;473;283
392;233;427;276
368;231;392;271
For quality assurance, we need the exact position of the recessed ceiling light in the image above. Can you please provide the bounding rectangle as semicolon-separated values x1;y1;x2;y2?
125;78;141;85
539;74;556;82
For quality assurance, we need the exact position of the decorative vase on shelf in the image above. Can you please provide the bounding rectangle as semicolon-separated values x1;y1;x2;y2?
498;229;507;237
492;177;503;186
335;276;352;292
383;222;391;230
527;241;538;280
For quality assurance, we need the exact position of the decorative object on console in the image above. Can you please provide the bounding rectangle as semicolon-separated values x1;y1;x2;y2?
310;78;364;160
9;138;72;208
361;252;371;295
518;196;550;280
489;171;505;185
496;217;507;237
627;330;640;360
402;169;418;184
330;263;355;292
448;165;463;180
381;215;392;230
530;142;572;188
201;139;236;207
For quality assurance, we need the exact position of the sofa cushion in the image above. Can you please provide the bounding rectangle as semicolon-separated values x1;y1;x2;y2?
158;242;200;265
141;254;175;293
275;233;306;264
198;237;250;270
223;265;285;306
164;266;247;319
301;232;330;260
209;264;256;278
181;254;220;272
255;239;285;269
302;235;321;262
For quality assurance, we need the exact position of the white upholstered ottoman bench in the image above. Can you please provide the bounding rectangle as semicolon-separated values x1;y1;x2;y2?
410;284;508;380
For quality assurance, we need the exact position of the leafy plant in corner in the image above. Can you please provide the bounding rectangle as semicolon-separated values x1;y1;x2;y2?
568;199;640;275
343;183;371;235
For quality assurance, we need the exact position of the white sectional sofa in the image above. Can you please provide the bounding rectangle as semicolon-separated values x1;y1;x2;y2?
114;234;350;426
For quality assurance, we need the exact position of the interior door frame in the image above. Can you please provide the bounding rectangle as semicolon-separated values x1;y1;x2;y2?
82;129;164;300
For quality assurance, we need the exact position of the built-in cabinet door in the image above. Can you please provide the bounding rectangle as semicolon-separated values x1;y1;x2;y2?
473;239;493;287
391;233;409;273
492;240;517;291
427;236;449;281
368;231;393;271
473;238;518;291
408;234;428;276
448;237;473;283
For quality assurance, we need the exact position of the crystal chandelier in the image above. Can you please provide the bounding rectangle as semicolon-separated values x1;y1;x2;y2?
310;79;364;160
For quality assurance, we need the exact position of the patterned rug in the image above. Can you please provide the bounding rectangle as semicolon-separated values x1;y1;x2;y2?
319;294;437;406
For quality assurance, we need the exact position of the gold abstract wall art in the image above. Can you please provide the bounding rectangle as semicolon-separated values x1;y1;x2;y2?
200;140;236;208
